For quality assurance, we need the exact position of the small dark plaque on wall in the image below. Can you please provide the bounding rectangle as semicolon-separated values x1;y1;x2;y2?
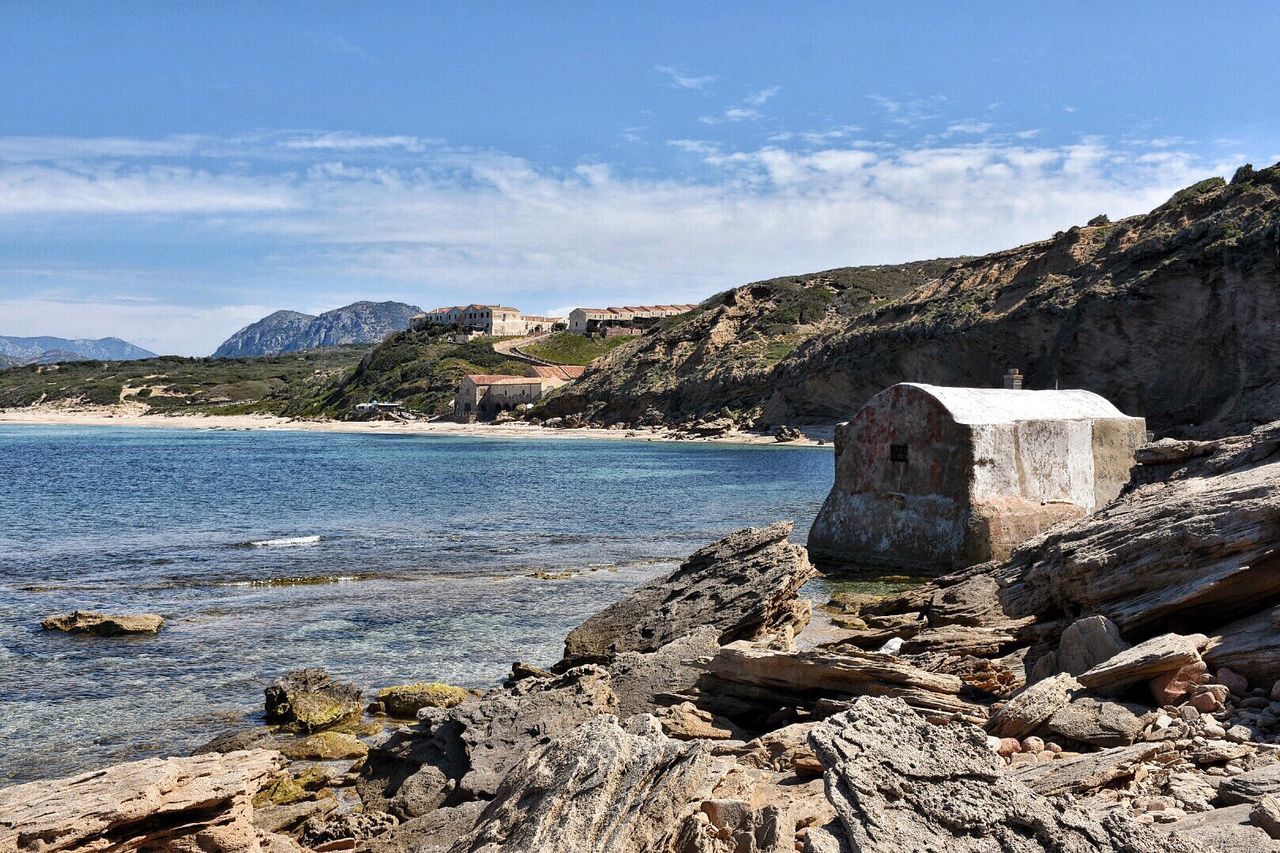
890;444;909;464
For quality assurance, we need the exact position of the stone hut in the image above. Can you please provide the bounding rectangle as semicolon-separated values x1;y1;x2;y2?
453;365;586;422
808;383;1146;572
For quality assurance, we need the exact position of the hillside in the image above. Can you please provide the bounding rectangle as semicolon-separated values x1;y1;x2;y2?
213;301;421;357
538;259;962;424
0;335;156;364
519;331;635;365
285;327;532;417
0;348;367;414
546;163;1280;438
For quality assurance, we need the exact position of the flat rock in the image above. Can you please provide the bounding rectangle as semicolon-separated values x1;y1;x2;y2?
265;668;364;733
40;610;164;635
1077;633;1206;692
1015;743;1165;797
560;522;815;667
358;665;617;818
808;696;1182;852
1165;803;1280;852
1045;695;1146;747
607;627;720;717
449;714;725;853
703;641;983;720
986;673;1079;738
1218;762;1280;805
0;749;285;852
362;803;485;853
1056;615;1129;676
1206;610;1280;686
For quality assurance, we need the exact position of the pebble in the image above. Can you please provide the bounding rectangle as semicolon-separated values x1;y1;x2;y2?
1045;742;1063;754
1226;725;1254;743
1190;692;1223;713
1021;736;1045;754
997;737;1021;757
1010;752;1038;768
1203;721;1227;738
1178;705;1200;722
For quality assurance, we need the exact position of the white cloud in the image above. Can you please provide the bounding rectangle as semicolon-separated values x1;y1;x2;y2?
654;65;715;90
745;86;780;107
0;132;1234;354
945;121;993;135
279;132;431;152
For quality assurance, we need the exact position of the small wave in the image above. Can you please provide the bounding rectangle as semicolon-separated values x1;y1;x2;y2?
246;535;322;548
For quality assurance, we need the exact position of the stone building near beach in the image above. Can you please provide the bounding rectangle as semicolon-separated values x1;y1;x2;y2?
808;382;1145;571
411;305;563;336
453;365;586;421
568;304;699;335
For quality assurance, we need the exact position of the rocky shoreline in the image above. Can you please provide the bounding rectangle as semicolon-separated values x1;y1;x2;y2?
3;421;1280;851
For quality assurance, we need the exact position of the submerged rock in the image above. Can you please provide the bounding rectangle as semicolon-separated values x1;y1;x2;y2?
40;610;164;635
377;682;471;718
559;522;815;668
264;668;364;733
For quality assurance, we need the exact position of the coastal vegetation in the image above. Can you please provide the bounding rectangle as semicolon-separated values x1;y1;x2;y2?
0;347;369;414
519;331;634;365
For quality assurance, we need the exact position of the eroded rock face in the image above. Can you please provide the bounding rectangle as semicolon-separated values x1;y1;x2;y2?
40;610;164;635
264;668;363;733
560;523;815;668
809;697;1184;852
450;715;725;853
358;665;618;818
0;749;287;852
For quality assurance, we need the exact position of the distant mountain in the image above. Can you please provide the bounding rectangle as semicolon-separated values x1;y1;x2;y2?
214;301;421;358
0;335;157;365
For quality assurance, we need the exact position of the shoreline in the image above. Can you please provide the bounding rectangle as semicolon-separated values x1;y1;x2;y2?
0;405;835;447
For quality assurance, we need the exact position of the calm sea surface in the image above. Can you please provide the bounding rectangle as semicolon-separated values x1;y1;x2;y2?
0;426;833;784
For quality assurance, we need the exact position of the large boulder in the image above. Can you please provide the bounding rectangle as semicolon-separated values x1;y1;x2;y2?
358;665;618;818
808;697;1186;852
449;715;725;853
40;610;164;635
378;682;471;718
560;522;815;667
0;749;292;852
264;668;363;733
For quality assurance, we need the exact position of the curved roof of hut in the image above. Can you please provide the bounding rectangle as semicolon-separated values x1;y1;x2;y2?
898;383;1138;426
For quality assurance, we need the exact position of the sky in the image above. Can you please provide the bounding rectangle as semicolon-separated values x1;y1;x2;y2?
3;2;1279;356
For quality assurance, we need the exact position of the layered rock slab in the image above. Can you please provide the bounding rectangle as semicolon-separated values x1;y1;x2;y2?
0;749;288;852
560;522;815;667
358;665;618;818
808;696;1184;852
449;715;725;853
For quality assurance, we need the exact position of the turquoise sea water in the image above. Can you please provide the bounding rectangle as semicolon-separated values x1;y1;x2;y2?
0;426;832;784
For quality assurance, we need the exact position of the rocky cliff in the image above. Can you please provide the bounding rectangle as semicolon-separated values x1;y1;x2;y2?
214;301;421;358
550;163;1280;438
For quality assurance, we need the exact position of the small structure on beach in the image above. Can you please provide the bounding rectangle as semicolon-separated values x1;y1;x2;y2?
808;382;1145;571
453;365;586;422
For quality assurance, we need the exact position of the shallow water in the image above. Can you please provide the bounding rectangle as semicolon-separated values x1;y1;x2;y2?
0;426;833;783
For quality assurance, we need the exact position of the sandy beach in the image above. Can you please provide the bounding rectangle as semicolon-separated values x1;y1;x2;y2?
0;404;833;447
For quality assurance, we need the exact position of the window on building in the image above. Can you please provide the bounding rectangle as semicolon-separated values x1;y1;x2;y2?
890;444;909;464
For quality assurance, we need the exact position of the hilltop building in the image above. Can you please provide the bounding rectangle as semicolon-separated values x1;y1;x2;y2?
453;364;586;422
808;382;1146;572
411;305;562;336
568;305;698;335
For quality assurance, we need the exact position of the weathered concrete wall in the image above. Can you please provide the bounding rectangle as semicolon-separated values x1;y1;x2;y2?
809;384;972;568
808;384;1145;572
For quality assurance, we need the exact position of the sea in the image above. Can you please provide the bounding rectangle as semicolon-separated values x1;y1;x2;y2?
0;425;834;784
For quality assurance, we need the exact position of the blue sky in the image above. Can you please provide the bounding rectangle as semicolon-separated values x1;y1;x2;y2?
3;2;1278;355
